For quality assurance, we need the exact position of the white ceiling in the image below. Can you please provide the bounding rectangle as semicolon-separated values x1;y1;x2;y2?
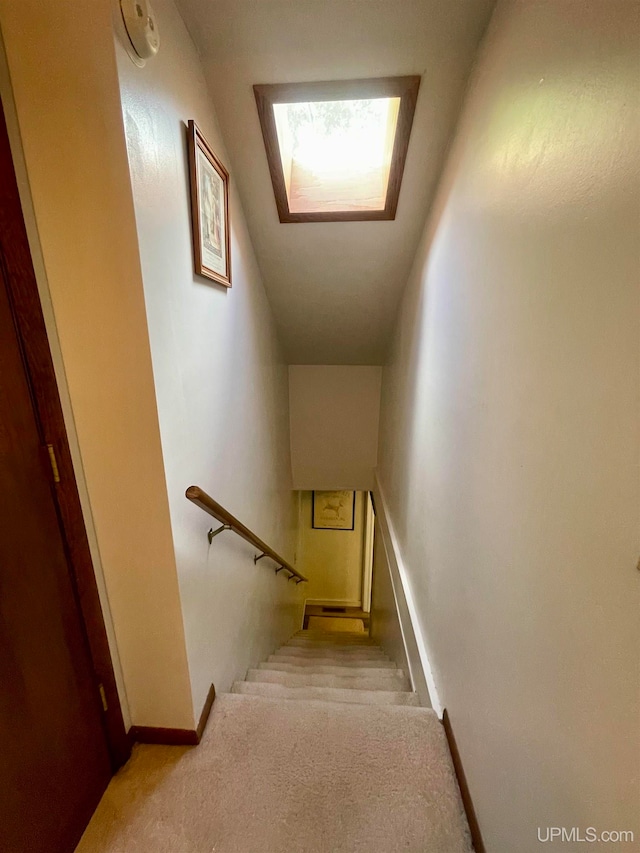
175;0;495;364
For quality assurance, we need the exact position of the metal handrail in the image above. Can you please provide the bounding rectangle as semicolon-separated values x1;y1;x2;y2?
185;485;308;583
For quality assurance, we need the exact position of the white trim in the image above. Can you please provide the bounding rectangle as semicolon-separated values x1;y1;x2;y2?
361;491;374;612
372;473;443;716
374;517;424;700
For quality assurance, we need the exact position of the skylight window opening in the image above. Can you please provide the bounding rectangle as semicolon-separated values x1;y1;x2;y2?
254;77;421;223
273;97;401;214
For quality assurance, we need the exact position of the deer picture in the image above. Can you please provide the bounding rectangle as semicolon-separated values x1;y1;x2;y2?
322;498;345;518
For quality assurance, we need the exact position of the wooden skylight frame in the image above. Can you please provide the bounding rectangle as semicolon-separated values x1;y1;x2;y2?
254;76;421;223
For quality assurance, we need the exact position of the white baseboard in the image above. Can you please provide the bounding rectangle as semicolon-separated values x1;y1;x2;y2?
372;474;442;716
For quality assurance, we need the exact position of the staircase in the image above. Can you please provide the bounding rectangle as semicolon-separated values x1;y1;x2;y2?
225;628;473;852
231;628;421;707
76;628;473;853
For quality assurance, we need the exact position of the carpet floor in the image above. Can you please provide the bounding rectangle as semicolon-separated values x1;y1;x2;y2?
76;630;472;853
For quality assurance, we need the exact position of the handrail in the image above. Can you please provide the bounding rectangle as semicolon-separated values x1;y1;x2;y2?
185;485;308;583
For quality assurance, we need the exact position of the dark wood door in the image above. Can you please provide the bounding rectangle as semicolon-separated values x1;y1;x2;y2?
0;129;113;851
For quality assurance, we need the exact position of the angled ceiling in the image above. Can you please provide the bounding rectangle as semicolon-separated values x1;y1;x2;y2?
175;0;495;363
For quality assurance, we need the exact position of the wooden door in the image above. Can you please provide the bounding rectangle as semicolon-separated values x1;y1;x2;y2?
0;110;114;851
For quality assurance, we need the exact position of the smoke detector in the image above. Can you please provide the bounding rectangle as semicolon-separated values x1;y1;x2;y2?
120;0;160;65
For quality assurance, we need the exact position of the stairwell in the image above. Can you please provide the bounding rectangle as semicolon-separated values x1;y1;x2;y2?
232;629;420;707
77;628;472;852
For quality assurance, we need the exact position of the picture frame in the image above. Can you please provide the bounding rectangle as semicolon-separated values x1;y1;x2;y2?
312;491;356;531
187;120;231;287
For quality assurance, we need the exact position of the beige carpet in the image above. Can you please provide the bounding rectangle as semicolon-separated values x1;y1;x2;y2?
306;616;365;632
76;631;471;853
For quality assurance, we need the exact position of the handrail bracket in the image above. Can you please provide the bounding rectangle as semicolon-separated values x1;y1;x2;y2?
208;523;231;544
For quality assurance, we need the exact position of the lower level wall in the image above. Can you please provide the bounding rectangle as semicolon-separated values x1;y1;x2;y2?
297;491;365;606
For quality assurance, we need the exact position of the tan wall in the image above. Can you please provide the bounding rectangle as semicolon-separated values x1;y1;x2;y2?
377;0;640;849
289;366;381;490
0;0;194;728
298;491;365;606
114;0;303;712
0;35;134;726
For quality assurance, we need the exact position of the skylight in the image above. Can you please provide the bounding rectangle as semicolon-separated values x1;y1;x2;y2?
273;97;400;214
254;77;420;223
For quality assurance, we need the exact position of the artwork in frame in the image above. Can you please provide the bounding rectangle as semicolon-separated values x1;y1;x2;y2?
187;120;231;287
312;491;356;531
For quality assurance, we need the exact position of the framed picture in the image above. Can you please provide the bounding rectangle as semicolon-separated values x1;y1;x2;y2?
187;120;231;287
312;491;356;530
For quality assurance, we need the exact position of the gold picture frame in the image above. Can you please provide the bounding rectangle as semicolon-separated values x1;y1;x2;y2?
187;120;231;287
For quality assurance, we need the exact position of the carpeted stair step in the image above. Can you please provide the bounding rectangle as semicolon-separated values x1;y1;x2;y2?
245;668;411;692
293;628;369;637
284;640;378;652
258;660;406;678
293;628;370;639
285;642;378;651
272;646;388;660
268;654;397;669
289;634;376;644
280;639;383;650
231;680;421;706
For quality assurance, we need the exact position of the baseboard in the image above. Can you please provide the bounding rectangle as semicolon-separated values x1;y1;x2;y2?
196;682;216;740
130;726;200;746
372;474;441;713
442;710;486;853
130;683;216;747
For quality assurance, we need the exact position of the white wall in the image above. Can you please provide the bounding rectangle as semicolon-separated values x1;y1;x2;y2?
377;1;640;850
0;0;194;729
298;491;365;606
115;0;304;715
289;366;381;489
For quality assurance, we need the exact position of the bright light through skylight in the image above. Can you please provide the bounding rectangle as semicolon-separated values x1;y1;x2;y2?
273;97;401;213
